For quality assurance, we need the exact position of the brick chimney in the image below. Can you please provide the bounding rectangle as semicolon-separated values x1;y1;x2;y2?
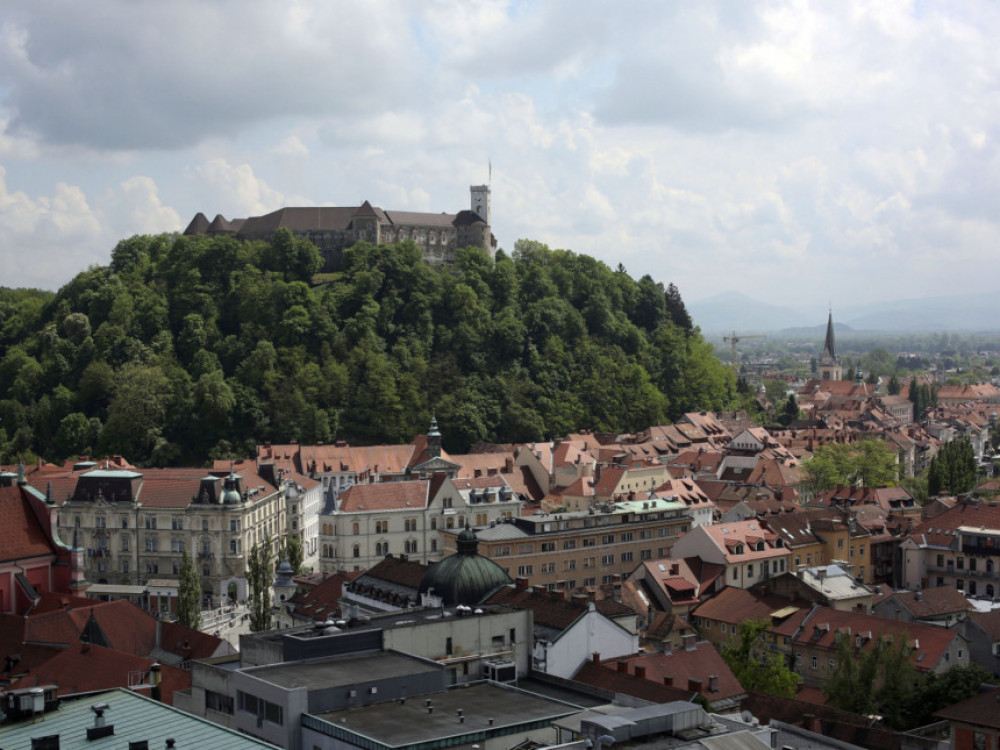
663;674;673;686
634;664;647;680
683;633;697;650
592;652;601;664
617;659;629;673
688;677;703;693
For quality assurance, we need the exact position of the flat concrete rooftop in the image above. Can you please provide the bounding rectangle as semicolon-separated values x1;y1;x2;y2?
309;682;580;746
247;650;439;690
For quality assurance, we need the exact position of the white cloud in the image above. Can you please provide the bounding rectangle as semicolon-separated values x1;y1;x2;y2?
0;164;104;288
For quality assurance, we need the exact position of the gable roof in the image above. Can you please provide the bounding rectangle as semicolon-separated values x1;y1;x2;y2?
0;485;58;561
337;480;429;512
596;644;745;703
14;641;189;704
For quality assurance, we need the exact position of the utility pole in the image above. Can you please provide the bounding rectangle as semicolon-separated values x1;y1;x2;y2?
723;331;766;369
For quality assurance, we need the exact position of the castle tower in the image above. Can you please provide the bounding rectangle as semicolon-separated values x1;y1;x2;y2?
471;185;491;226
819;310;842;381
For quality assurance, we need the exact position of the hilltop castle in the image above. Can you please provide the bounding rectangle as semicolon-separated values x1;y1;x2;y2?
183;185;496;271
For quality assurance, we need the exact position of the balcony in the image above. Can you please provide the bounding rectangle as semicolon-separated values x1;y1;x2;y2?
962;542;1000;556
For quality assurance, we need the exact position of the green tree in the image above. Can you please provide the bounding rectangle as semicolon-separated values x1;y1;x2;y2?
721;619;800;698
927;436;977;496
887;374;901;395
824;631;918;729
247;534;273;632
278;534;305;575
176;550;201;630
803;439;898;494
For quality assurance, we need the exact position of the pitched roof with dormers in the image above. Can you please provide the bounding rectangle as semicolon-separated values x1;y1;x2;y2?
337;480;430;513
597;644;746;704
882;587;971;619
572;660;695;704
793;604;961;672
696;520;790;563
906;500;1000;549
652;478;715;511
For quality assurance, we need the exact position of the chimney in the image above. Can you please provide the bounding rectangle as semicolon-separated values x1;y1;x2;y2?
87;703;114;740
663;674;674;686
617;659;629;673
709;674;719;693
634;664;647;680
592;652;601;664
683;633;697;651
663;640;672;655
688;677;703;693
515;577;529;589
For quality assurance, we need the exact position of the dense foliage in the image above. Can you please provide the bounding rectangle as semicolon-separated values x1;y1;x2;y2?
927;436;978;496
801;439;899;495
825;633;993;730
720;619;800;698
0;233;735;465
177;550;201;630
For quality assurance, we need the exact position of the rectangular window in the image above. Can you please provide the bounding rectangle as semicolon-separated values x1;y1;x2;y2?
541;562;556;573
602;554;615;565
121;515;129;529
584;577;596;586
230;519;240;532
495;545;511;557
583;557;596;568
145;537;157;552
145;562;158;574
602;574;615;584
562;540;577;550
202;519;209;531
747;564;754;578
639;529;652;540
583;538;596;547
95;516;106;529
621;551;634;563
145;516;157;530
121;559;129;573
517;543;534;554
540;542;556;552
171;517;183;531
601;534;615;545
517;565;533;576
231;539;240;555
121;536;129;552
640;549;652;560
620;532;634;542
564;560;577;571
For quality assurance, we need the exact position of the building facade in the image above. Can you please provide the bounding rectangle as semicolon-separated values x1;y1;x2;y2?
446;497;694;594
31;465;286;608
184;185;496;272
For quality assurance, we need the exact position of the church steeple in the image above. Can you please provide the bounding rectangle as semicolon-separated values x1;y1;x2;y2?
819;310;842;381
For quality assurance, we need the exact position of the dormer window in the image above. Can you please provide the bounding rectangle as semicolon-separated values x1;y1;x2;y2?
735;543;745;555
775;538;784;548
756;541;766;552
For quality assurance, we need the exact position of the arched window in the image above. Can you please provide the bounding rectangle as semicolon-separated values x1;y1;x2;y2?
352;523;360;535
352;544;360;558
987;584;995;598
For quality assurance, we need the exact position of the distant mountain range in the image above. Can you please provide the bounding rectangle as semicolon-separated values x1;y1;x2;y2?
688;291;1000;334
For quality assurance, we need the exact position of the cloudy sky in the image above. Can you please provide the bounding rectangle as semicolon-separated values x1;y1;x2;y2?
1;1;998;318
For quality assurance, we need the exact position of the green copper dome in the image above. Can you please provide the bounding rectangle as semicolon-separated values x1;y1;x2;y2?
418;526;511;606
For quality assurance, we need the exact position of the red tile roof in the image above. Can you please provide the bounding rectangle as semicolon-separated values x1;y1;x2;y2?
14;641;189;704
0;486;58;560
599;644;745;702
337;481;429;512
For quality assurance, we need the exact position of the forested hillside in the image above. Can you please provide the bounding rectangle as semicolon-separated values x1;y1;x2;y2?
0;232;735;466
